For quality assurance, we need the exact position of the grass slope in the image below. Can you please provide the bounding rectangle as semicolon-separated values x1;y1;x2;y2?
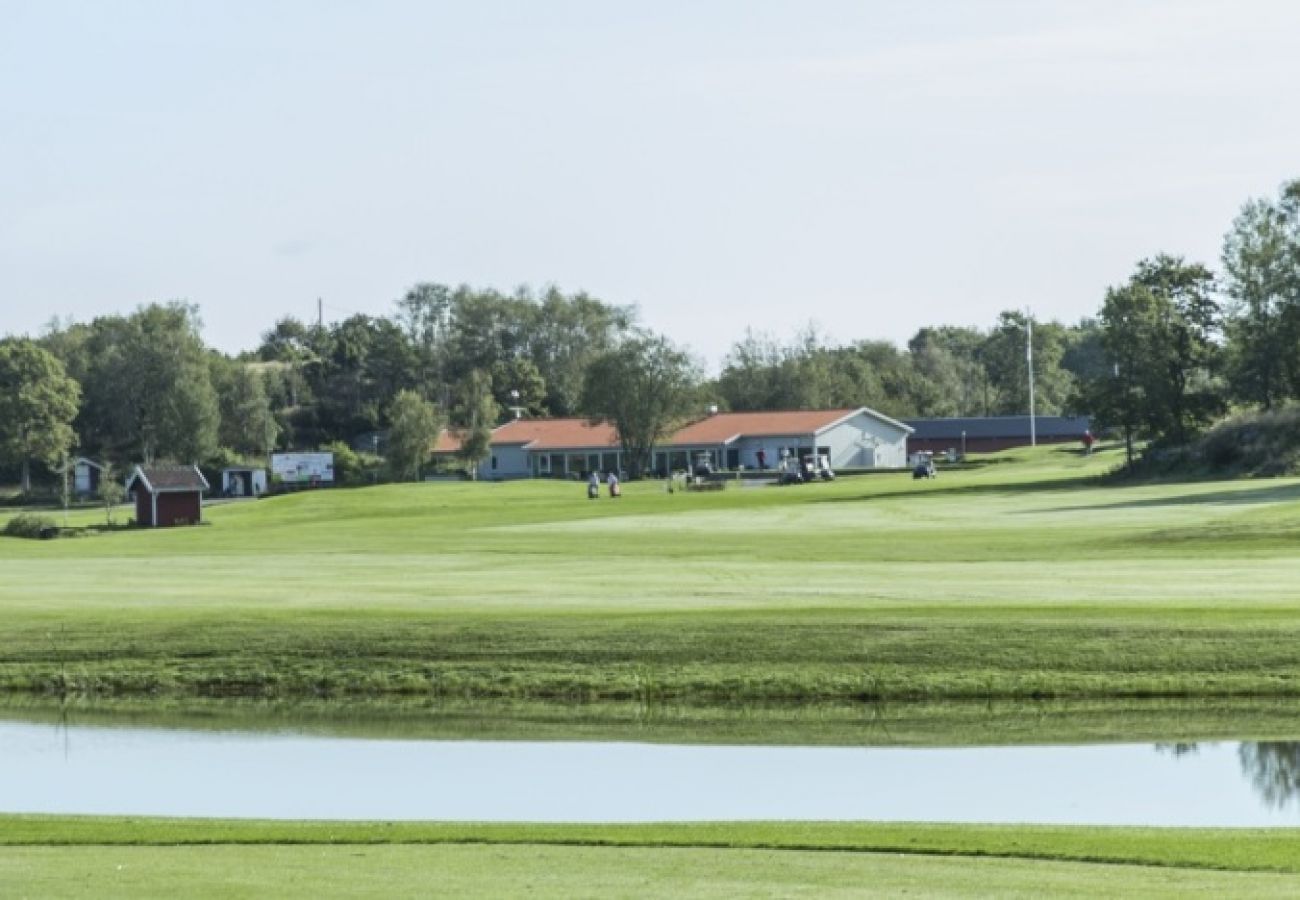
5;818;1300;898
6;694;1300;747
4;445;1300;702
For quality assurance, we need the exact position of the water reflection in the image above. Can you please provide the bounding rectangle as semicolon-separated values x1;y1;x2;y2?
1157;741;1300;809
5;719;1300;825
1240;742;1300;809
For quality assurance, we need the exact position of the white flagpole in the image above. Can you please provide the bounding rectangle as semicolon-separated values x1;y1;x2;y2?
1026;314;1037;447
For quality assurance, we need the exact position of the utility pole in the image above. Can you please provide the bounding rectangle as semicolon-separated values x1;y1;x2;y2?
61;453;69;528
317;297;324;332
1026;313;1037;447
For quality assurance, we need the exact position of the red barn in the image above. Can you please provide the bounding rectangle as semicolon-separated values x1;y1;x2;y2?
125;465;209;528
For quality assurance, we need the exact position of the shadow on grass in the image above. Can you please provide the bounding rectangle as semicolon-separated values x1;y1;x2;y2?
813;472;1103;505
1034;482;1300;515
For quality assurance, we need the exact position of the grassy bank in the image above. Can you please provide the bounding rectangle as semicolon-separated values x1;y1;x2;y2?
5;817;1300;898
4;444;1300;703
7;694;1300;747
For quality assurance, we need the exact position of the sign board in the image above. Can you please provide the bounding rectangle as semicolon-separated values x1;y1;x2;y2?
271;452;335;485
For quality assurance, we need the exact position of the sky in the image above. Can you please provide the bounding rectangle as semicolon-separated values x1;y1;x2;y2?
3;1;1299;371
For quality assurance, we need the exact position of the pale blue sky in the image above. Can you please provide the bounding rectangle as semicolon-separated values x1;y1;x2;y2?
3;1;1298;368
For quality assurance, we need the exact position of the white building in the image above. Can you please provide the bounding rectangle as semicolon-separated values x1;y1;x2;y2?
60;457;105;497
435;407;912;480
221;467;269;498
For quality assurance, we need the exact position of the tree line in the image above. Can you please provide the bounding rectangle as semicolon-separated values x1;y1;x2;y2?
3;179;1300;488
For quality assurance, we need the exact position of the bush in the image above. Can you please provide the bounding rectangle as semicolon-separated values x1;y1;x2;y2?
199;447;252;491
3;512;57;539
1197;407;1300;477
1124;405;1300;479
322;441;363;486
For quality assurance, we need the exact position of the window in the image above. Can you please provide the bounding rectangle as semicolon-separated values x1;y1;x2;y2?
491;455;497;470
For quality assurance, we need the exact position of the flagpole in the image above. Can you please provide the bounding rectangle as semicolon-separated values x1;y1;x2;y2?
1026;313;1036;447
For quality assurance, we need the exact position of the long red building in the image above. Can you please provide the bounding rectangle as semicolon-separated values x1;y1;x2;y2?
903;416;1091;455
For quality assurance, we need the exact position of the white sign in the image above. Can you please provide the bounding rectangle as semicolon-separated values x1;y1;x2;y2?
272;452;335;485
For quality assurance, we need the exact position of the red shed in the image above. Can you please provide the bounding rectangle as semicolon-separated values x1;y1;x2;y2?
125;465;209;528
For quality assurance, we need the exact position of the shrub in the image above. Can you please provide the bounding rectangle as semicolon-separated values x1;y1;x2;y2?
322;441;363;486
1197;407;1300;477
3;512;57;539
199;447;251;490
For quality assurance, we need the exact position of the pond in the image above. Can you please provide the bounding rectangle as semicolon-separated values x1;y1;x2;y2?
3;718;1300;825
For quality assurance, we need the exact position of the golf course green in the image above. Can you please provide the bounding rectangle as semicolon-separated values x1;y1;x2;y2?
6;444;1300;895
4;818;1300;897
2;443;1300;702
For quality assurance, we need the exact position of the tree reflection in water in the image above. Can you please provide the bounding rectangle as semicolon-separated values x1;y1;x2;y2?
1154;741;1300;809
1239;742;1300;809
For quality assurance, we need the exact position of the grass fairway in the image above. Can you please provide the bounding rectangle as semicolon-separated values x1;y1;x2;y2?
5;818;1300;898
4;444;1300;701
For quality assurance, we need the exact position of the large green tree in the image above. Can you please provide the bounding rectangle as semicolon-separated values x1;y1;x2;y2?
529;287;635;415
395;283;453;397
212;358;281;458
1128;256;1223;443
715;328;903;415
1077;256;1223;462
581;335;700;477
309;314;420;437
1221;181;1300;408
385;389;441;482
452;369;499;479
0;338;81;493
714;330;788;412
74;304;220;462
978;312;1074;416
907;327;991;417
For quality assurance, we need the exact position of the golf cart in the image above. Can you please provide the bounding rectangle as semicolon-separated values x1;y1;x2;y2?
778;453;834;484
912;451;937;480
803;453;834;481
692;452;715;478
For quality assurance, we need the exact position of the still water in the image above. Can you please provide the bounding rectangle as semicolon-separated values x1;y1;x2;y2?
3;720;1300;825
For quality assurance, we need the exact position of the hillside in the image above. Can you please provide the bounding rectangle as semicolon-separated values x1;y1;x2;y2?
3;444;1300;702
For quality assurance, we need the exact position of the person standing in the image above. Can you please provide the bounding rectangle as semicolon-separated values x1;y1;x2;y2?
607;470;621;498
588;471;600;499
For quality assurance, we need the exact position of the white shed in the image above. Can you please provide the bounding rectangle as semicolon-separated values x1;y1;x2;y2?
221;467;268;498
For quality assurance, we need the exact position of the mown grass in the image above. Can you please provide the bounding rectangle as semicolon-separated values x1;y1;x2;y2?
4;817;1300;898
14;842;1300;899
3;444;1300;702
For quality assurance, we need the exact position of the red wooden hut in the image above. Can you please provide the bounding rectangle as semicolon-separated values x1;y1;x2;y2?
125;465;209;528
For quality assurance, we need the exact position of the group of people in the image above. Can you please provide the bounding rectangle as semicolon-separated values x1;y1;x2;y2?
587;470;621;499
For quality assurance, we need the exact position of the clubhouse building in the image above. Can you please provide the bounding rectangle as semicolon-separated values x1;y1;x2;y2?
435;407;912;480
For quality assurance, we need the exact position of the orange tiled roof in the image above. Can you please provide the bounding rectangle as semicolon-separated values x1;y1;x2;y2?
432;429;466;454
487;417;621;450
669;409;861;444
434;408;901;455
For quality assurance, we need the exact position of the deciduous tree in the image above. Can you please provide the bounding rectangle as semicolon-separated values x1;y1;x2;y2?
212;358;281;458
581;335;700;477
1077;256;1222;463
1221;181;1300;408
77;303;219;462
385;389;441;481
0;338;81;493
453;369;499;479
